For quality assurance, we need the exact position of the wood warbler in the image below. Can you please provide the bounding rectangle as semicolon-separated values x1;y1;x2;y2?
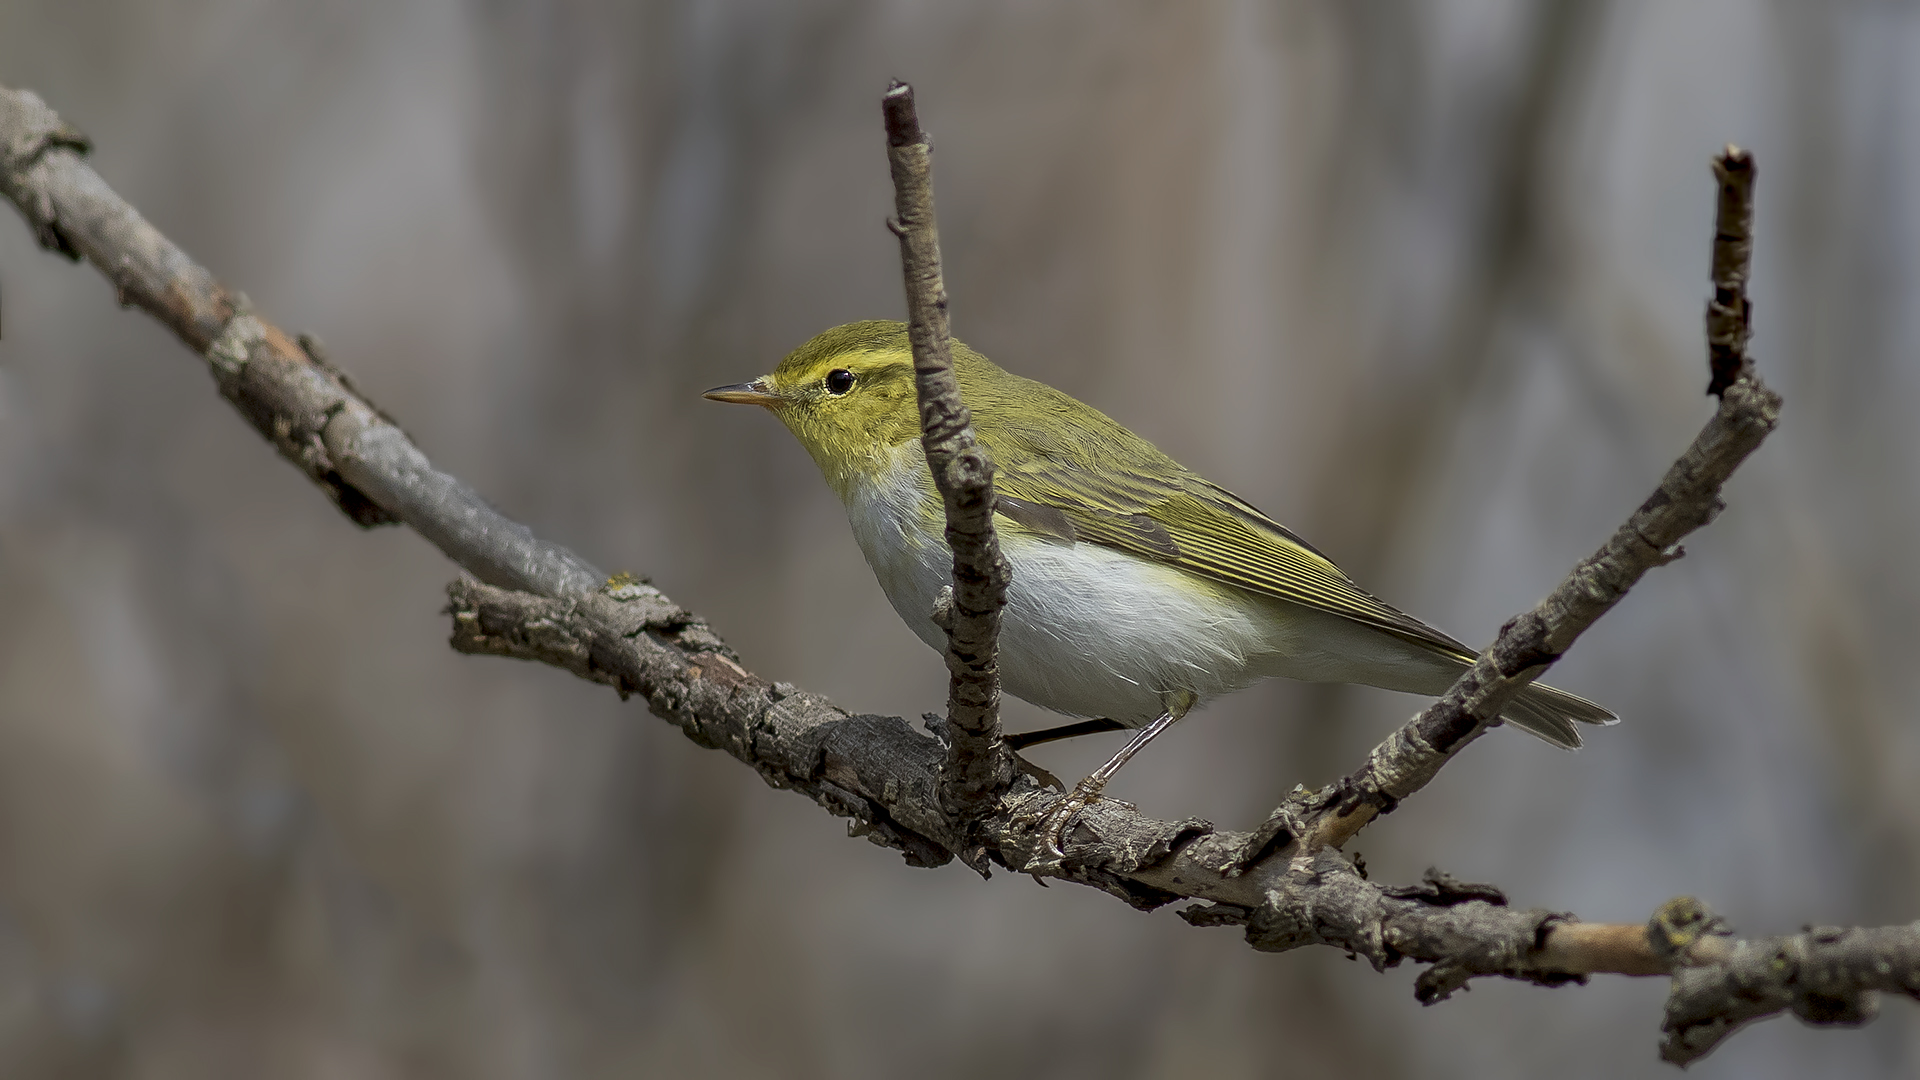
707;321;1614;784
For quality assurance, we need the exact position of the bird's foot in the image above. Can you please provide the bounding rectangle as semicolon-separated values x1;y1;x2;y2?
1033;775;1109;857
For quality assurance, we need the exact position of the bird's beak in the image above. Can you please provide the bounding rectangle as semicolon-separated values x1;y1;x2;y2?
703;378;783;408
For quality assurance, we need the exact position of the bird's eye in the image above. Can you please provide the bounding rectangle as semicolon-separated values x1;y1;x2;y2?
825;368;856;395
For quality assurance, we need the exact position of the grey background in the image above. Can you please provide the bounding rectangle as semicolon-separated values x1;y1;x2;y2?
3;1;1918;1076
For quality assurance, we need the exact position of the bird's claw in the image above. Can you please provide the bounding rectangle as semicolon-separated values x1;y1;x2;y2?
1013;752;1065;792
1031;777;1107;857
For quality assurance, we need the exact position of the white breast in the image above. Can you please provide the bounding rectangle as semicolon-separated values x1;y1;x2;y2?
842;448;1286;727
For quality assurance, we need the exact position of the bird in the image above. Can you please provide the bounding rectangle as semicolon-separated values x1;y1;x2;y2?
706;321;1614;839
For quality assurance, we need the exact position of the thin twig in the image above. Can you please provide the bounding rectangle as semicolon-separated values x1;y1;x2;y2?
1706;146;1756;396
1284;146;1781;855
882;81;1016;831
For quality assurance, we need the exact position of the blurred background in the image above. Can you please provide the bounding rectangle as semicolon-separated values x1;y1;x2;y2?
2;0;1917;1076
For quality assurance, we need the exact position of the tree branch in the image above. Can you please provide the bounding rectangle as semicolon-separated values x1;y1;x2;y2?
3;81;1905;1067
1279;372;1780;855
1656;908;1920;1064
0;87;602;598
883;82;1016;830
1707;147;1757;396
1282;146;1780;856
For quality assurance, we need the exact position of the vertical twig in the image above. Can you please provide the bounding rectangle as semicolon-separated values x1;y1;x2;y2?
1706;147;1756;396
1286;145;1782;854
882;82;1015;834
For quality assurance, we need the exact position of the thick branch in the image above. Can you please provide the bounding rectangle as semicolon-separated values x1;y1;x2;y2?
447;575;1919;1068
439;575;1677;967
883;82;1015;826
1289;146;1781;853
1242;855;1920;1067
0;87;602;598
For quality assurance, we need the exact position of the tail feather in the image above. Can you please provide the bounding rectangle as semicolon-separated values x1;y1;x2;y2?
1498;681;1618;750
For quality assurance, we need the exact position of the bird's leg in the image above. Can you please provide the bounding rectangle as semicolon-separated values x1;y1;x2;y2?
1003;718;1127;750
1011;753;1065;792
1006;719;1128;791
1033;691;1195;857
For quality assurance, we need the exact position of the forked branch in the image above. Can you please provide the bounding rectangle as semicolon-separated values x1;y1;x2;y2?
1277;148;1773;856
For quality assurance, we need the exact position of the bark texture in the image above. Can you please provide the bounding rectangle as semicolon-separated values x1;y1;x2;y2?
883;82;1017;828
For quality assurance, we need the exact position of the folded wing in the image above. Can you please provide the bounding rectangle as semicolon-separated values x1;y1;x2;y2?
989;448;1476;661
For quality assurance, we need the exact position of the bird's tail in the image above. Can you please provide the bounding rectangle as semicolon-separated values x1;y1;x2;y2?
1499;681;1618;749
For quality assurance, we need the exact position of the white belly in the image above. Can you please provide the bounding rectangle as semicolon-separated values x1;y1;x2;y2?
844;455;1294;726
842;451;1467;727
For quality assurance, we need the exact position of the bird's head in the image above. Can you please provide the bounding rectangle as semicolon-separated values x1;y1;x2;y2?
705;321;930;496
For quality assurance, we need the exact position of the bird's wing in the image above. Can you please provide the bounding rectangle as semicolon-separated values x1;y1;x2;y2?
991;457;1473;658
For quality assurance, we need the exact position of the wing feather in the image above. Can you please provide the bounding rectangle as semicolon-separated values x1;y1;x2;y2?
992;458;1471;659
957;357;1472;660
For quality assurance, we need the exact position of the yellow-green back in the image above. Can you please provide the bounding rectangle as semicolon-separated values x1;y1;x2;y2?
759;320;1476;659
